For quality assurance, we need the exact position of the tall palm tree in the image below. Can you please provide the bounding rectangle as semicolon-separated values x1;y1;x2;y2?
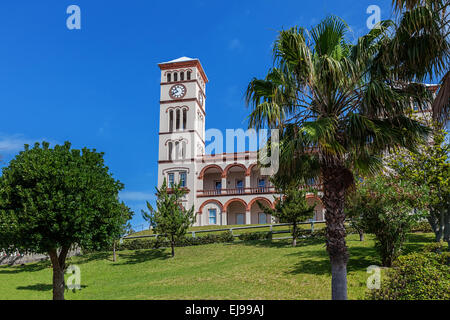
390;0;449;122
246;16;431;300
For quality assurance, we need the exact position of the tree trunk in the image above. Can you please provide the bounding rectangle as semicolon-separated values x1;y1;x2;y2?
322;166;350;300
359;231;364;242
48;246;70;300
330;255;347;300
113;241;116;262
427;212;441;242
444;209;450;250
438;210;445;241
171;235;175;258
292;222;297;247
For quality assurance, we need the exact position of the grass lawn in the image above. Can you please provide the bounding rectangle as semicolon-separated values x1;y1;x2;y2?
0;233;437;300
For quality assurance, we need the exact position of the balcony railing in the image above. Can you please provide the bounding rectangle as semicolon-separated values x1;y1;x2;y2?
198;187;276;197
197;184;321;197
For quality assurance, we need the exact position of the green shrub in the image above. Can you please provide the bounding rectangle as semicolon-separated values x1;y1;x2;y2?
410;221;433;233
310;228;326;239
423;241;446;254
87;231;236;253
238;231;273;241
368;252;450;300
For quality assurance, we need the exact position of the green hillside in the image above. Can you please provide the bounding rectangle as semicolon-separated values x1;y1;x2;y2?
0;233;437;300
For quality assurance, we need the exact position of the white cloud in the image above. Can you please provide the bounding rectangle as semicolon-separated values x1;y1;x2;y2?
0;134;57;154
0;134;61;163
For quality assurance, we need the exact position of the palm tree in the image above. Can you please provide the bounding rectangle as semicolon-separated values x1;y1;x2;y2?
389;0;449;122
245;16;431;300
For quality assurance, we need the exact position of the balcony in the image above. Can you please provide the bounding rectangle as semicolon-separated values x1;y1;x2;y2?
198;186;276;197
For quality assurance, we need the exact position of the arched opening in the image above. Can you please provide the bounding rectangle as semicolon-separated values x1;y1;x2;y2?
187;71;191;80
223;164;247;193
176;109;180;130
198;200;224;226
199;165;224;195
169;109;174;132
168;142;173;161
174;141;180;160
182;108;187;130
248;197;273;225
167;73;171;82
174;72;178;82
180;72;184;81
223;199;248;225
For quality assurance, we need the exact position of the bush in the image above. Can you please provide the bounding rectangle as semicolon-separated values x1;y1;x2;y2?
86;231;236;253
423;241;446;254
238;231;273;241
310;228;326;239
368;252;450;300
410;221;433;233
346;176;426;266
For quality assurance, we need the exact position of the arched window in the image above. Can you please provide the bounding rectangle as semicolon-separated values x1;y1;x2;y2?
182;109;187;130
176;109;180;130
180;72;184;81
175;141;180;160
168;142;173;161
167;73;171;82
174;73;178;82
169;109;174;132
187;71;191;80
181;141;186;159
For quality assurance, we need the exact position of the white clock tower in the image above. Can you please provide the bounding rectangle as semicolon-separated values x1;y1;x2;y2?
157;57;208;208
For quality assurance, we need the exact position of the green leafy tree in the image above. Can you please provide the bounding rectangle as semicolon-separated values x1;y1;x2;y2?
346;175;427;266
245;17;430;299
142;180;196;257
259;181;315;247
0;142;131;300
390;0;449;122
388;126;450;246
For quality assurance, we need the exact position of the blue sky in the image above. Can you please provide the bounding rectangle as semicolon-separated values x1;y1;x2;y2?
0;0;403;229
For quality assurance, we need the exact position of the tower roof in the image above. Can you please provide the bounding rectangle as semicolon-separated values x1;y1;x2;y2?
159;56;198;64
158;57;208;83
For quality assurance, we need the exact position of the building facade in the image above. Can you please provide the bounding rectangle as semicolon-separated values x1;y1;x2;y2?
157;57;324;227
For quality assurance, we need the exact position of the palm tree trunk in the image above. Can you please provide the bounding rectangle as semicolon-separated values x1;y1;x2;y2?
322;166;350;300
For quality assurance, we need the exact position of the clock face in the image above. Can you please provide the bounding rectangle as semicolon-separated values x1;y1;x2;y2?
169;84;186;99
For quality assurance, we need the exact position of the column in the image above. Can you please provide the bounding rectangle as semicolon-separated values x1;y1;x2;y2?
245;175;251;192
221;177;227;194
246;210;251;225
222;210;228;226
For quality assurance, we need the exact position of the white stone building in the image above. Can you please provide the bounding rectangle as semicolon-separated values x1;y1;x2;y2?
157;57;324;227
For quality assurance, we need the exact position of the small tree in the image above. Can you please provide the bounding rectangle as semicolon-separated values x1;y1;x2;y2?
142;180;195;257
346;175;427;267
260;181;315;246
345;179;366;242
388;126;450;246
0;142;132;300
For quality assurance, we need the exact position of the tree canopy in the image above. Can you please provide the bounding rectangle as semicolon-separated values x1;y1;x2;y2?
0;141;132;299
